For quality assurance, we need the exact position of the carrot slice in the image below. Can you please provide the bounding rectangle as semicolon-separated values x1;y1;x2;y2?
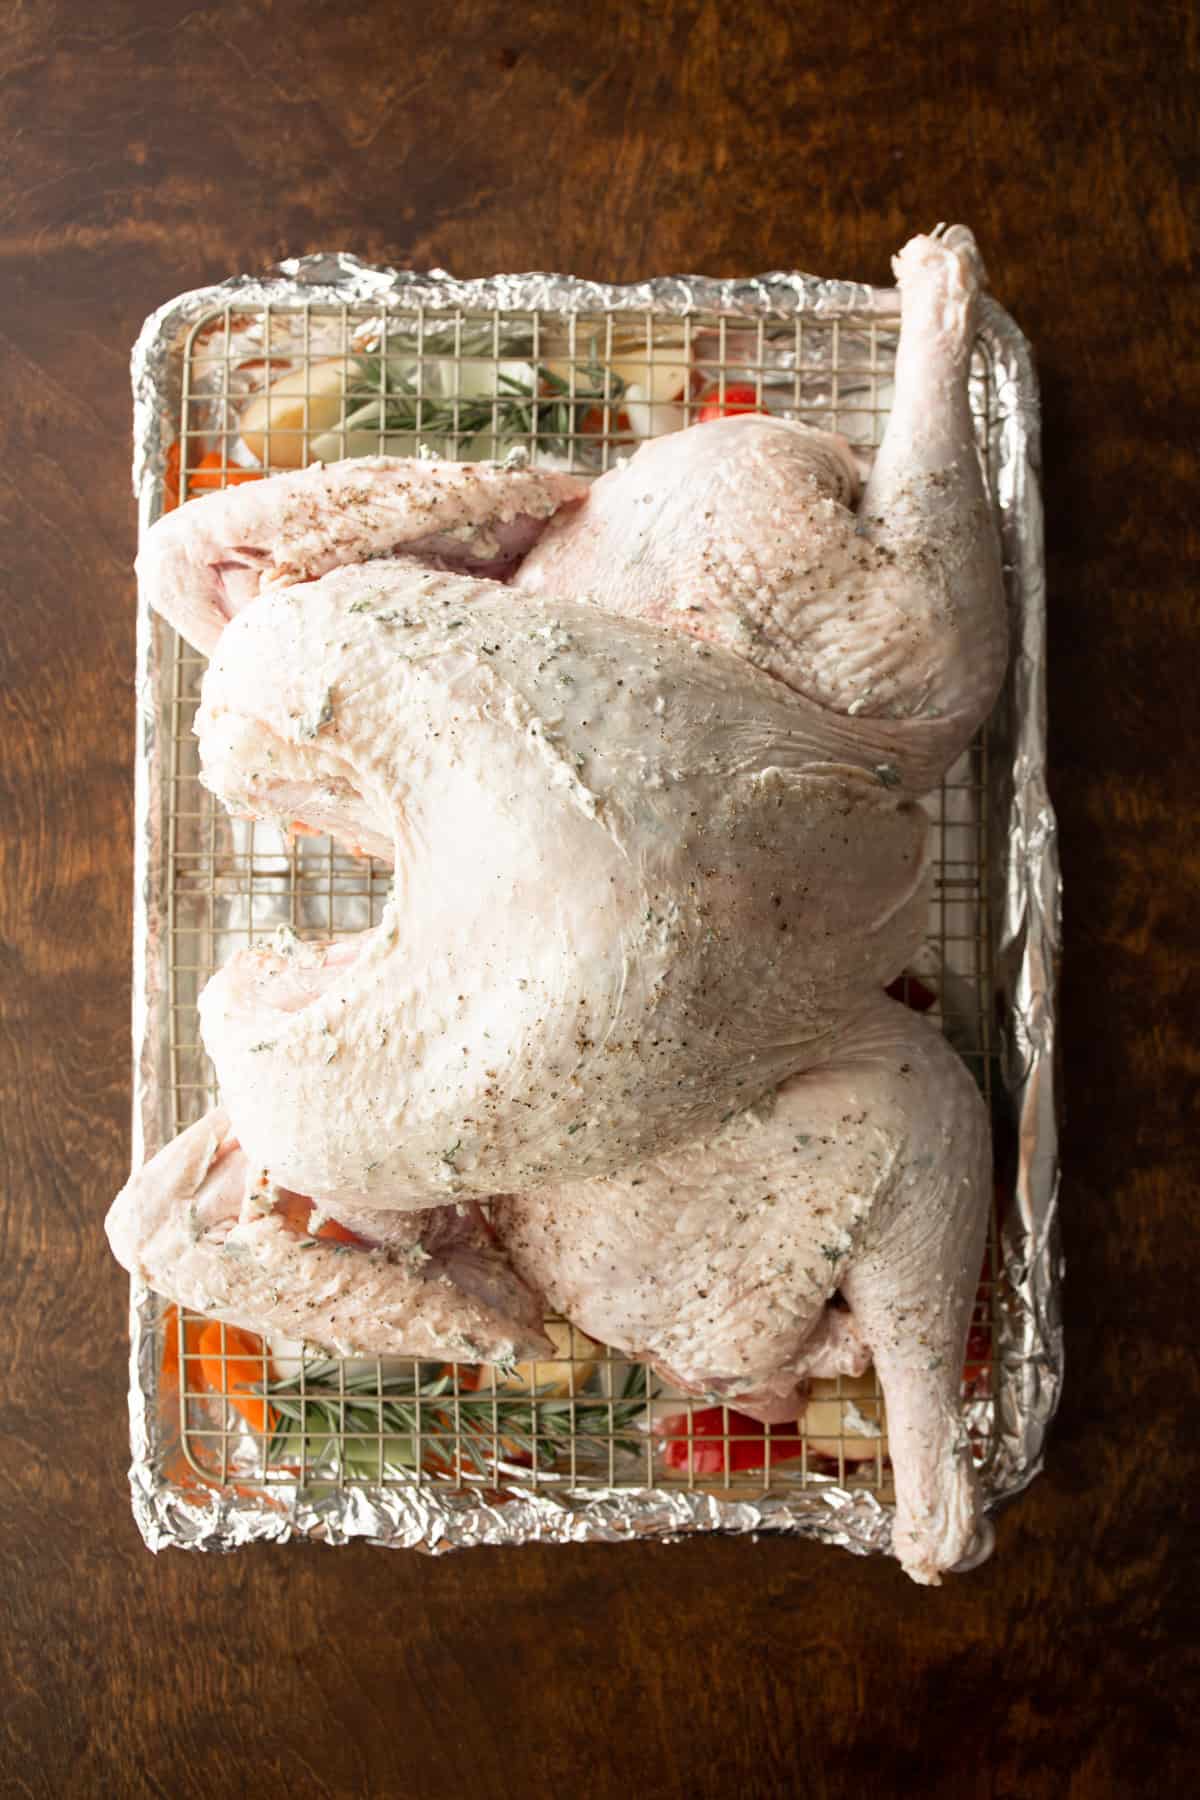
161;441;182;513
183;450;264;497
196;1321;278;1435
159;1302;206;1383
314;1216;365;1248
578;405;634;438
160;444;264;512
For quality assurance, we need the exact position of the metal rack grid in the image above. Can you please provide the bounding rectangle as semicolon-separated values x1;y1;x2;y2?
160;298;1002;1502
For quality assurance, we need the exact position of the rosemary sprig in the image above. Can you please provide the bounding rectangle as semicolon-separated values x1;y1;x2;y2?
340;355;626;454
261;1356;655;1481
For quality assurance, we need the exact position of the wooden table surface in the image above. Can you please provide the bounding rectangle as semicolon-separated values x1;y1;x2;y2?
2;3;1196;1795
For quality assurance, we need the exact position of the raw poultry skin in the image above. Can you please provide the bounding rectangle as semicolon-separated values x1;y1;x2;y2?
110;227;1004;1583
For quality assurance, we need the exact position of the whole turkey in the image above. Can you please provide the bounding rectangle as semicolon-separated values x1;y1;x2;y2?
108;226;1006;1583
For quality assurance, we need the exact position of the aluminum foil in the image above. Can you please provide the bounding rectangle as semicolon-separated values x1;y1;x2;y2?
125;252;1060;1565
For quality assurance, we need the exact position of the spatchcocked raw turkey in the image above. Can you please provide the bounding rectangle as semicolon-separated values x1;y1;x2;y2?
108;227;1005;1582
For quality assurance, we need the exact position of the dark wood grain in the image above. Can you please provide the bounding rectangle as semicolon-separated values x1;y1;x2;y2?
1;2;1197;1795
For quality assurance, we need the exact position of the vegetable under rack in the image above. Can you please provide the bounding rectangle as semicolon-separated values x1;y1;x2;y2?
162;295;1004;1502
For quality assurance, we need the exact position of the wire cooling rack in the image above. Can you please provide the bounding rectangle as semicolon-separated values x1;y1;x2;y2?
155;297;1002;1505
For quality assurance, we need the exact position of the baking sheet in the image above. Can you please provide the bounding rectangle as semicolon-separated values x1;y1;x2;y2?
125;253;1060;1564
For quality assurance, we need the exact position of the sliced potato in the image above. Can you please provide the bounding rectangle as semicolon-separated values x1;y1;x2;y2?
238;356;354;467
802;1369;888;1463
615;354;692;439
488;1318;600;1397
622;385;688;440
